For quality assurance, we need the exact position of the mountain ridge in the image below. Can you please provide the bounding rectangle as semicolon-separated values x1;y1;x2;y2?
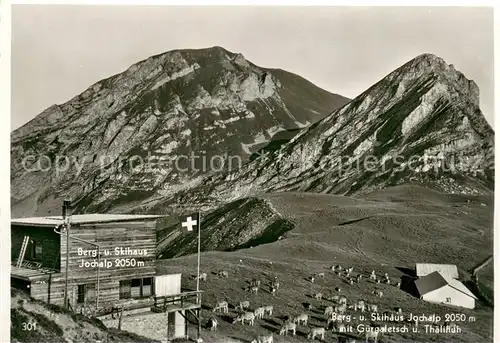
11;46;350;217
140;52;494;215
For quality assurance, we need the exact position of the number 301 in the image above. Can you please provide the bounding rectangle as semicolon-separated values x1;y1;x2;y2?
22;322;37;331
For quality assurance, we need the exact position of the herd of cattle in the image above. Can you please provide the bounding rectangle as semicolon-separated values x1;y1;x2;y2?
194;264;416;342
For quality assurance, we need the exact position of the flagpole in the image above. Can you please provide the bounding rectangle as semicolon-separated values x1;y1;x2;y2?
196;211;201;293
196;211;202;343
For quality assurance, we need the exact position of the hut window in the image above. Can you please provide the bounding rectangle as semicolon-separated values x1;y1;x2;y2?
77;283;96;304
142;277;152;297
130;278;153;298
131;279;141;298
119;280;131;299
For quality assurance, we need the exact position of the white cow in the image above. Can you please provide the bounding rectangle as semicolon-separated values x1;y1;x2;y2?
236;300;250;311
279;322;296;336
263;305;274;316
293;313;309;326
365;330;380;342
251;334;273;343
209;317;218;332
212;301;229;313
254;307;265;319
307;327;326;340
233;312;255;326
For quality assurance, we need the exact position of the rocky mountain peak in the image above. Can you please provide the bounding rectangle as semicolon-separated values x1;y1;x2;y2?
146;53;493;213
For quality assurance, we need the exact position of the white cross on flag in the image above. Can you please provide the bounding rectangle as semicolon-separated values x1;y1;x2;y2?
181;213;200;233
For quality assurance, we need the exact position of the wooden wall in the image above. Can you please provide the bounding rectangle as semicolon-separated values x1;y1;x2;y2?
58;220;157;310
11;225;61;270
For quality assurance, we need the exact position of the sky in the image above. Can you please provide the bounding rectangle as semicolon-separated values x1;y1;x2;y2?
11;5;494;130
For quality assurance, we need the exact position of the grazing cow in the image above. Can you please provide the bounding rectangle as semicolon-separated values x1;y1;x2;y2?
218;270;228;278
263;305;273;316
209;317;218;332
356;300;366;312
249;285;259;295
335;304;347;314
251;278;261;287
212;301;229;313
293;313;309;326
335;323;346;333
324;306;334;317
251;334;273;343
316;272;325;278
365;330;380;342
197;273;207;281
254;307;265;319
279;322;297;336
331;295;340;302
370;274;377;281
236;300;250;311
339;296;347;305
368;304;378;312
307;327;326;340
233;312;255;326
373;290;383;298
271;280;280;290
314;292;323;300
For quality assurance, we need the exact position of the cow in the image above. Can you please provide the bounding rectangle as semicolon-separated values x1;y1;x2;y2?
208;317;218;332
250;334;273;343
212;301;229;313
251;278;261;287
236;300;250;311
335;303;347;314
254;307;265;319
233;312;255;326
339;296;347;305
307;327;326;340
324;306;334;317
365;330;380;342
314;292;323;300
249;285;259;295
263;305;274;316
293;313;309;326
279;322;297;336
217;270;228;278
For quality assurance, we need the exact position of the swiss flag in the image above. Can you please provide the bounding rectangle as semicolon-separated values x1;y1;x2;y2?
180;213;199;233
